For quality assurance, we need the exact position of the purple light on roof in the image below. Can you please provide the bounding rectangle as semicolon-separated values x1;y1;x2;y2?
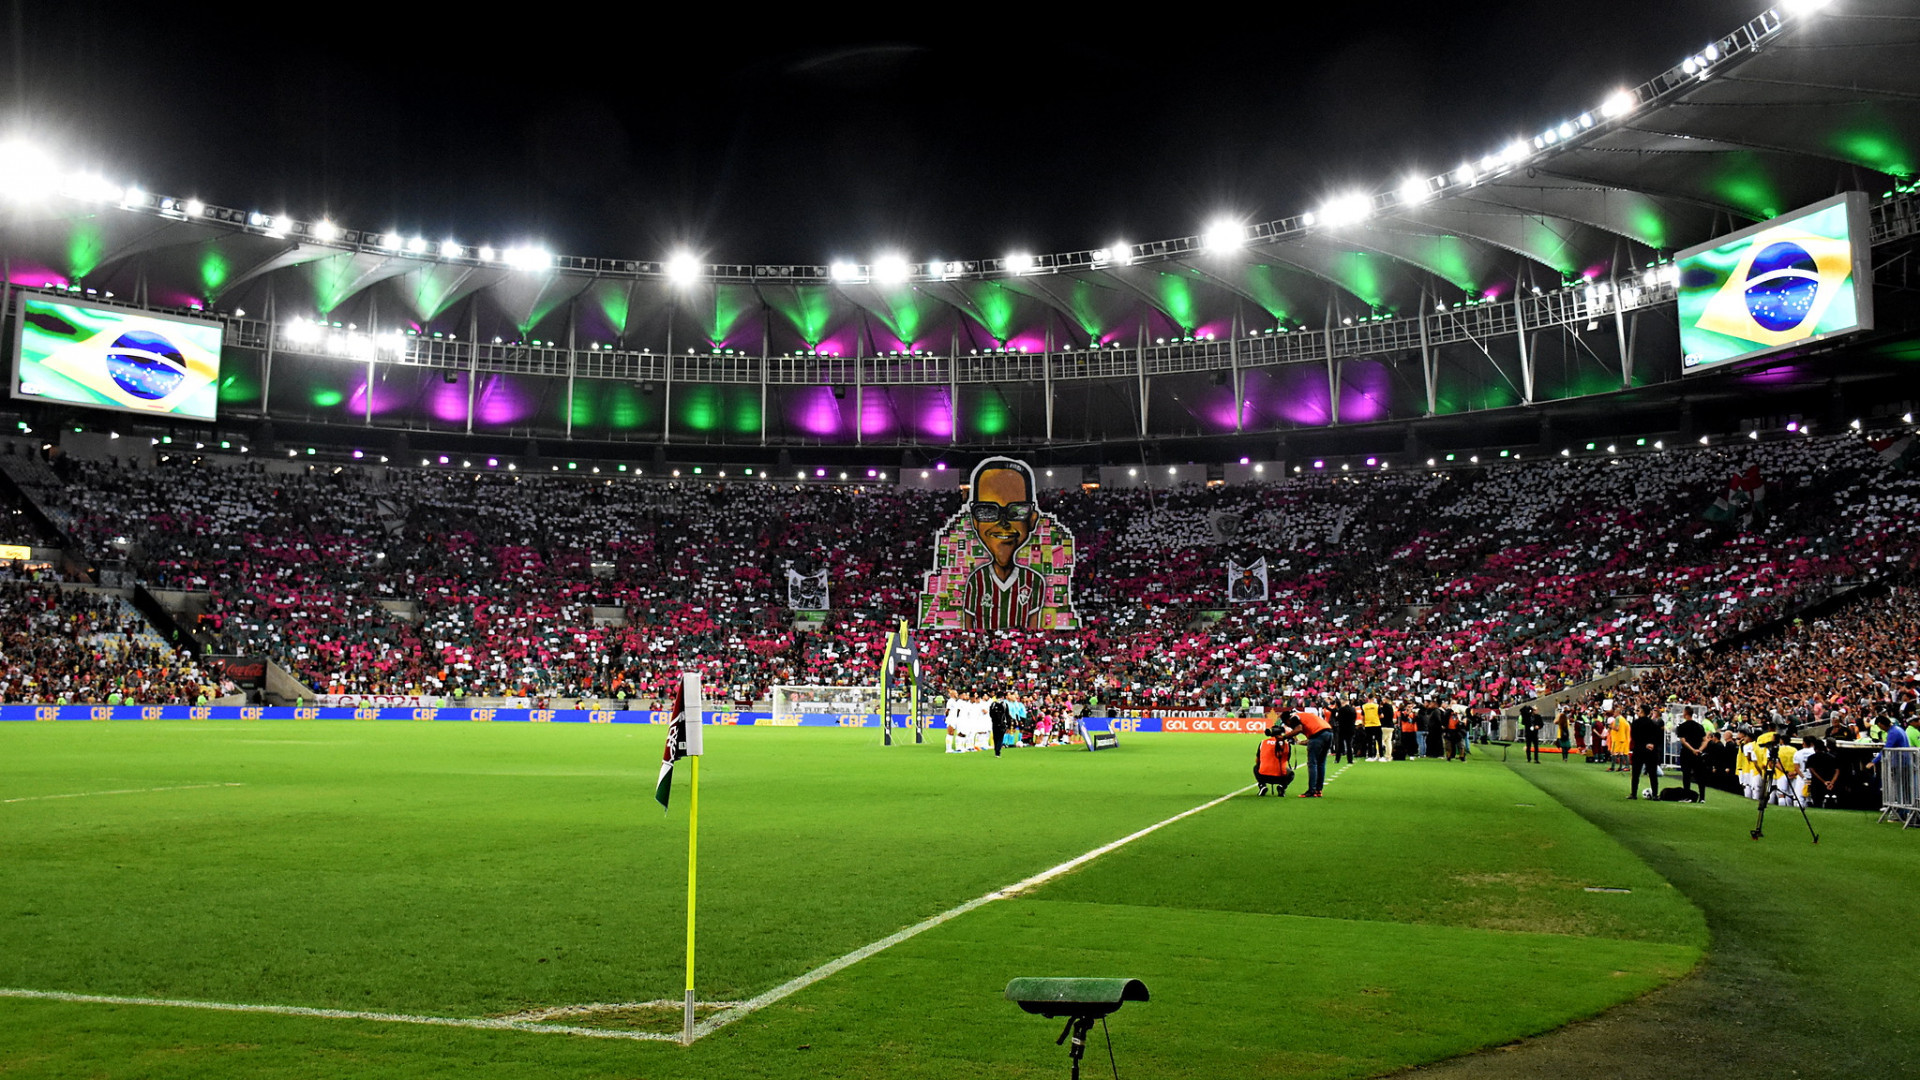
8;264;64;288
914;387;954;439
438;455;449;464
352;449;364;459
1786;422;1799;432
792;386;844;437
1195;320;1231;341
427;376;468;423
1481;283;1508;301
815;467;826;477
350;376;414;418
867;468;877;477
1313;460;1325;469
474;374;536;427
1004;334;1046;355
859;388;897;438
1239;456;1250;465
935;462;947;471
1366;456;1377;466
487;458;499;467
1335;358;1391;423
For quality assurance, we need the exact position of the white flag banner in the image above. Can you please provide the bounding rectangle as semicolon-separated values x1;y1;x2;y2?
1207;511;1244;545
786;565;830;610
1225;557;1269;604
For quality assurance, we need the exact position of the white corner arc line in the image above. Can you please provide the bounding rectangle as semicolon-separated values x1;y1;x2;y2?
0;987;682;1041
695;782;1259;1039
3;783;245;804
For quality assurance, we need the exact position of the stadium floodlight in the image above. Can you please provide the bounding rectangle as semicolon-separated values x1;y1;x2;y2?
406;236;429;255
1785;0;1831;12
943;260;965;277
183;197;205;216
1501;140;1530;164
374;232;399;250
1454;163;1476;186
120;185;145;207
1601;89;1637;119
1005;252;1036;274
283;317;318;344
1320;194;1371;226
311;219;340;242
665;252;701;286
1699;435;1710;445
1202;220;1244;251
67;173;121;203
1396;177;1431;207
829;261;863;283
503;245;552;271
0;140;61;201
873;254;910;286
440;240;463;259
477;245;496;262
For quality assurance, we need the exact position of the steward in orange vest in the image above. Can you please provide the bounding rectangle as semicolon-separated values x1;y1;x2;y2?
1254;726;1293;797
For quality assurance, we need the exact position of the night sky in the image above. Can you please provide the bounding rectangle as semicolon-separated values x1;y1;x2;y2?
5;1;1759;265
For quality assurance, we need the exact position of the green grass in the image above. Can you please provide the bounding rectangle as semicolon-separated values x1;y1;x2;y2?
1503;760;1920;1080
0;724;1705;1078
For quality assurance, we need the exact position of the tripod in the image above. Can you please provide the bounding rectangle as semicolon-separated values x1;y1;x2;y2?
1054;1015;1113;1080
1750;738;1819;843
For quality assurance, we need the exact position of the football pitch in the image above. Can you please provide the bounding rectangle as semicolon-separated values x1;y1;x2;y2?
0;721;1787;1078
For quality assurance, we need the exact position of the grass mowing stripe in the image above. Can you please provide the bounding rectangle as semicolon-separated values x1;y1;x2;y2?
696;781;1258;1038
0;987;680;1041
1;783;243;804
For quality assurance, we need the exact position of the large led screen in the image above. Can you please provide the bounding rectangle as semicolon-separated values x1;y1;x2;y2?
11;295;223;420
1677;191;1873;375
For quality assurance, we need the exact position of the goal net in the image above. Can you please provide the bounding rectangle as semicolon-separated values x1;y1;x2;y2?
770;684;885;726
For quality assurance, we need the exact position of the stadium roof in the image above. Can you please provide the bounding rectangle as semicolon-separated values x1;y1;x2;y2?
0;1;1916;453
4;4;1911;336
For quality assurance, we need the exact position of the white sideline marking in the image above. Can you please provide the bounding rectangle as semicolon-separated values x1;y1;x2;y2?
498;999;741;1022
0;987;682;1041
695;782;1260;1039
2;783;244;804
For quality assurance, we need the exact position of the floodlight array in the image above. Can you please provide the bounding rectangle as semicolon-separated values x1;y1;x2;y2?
0;4;1815;292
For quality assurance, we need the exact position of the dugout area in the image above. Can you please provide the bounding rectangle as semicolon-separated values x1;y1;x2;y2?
3;721;1719;1078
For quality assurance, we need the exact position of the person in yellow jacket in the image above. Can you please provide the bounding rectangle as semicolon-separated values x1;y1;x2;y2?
1360;697;1383;761
1607;714;1632;772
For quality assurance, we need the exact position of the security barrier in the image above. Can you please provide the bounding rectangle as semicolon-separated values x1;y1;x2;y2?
1879;746;1918;828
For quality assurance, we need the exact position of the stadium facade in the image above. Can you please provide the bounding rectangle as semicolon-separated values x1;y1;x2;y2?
1;2;1917;474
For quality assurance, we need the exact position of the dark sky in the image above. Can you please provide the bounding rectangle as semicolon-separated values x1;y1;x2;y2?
5;1;1760;265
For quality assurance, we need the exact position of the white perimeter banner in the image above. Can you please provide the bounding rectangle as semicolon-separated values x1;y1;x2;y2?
319;693;446;708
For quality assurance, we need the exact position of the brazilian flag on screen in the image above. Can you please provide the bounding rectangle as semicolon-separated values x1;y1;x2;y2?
1677;197;1866;372
15;297;221;419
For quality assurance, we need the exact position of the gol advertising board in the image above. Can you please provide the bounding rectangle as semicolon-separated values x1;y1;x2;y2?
1676;191;1873;375
12;294;223;420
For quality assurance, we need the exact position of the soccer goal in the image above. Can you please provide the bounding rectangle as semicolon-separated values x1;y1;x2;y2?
770;684;884;726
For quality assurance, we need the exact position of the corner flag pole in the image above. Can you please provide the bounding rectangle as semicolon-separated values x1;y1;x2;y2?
681;672;704;1046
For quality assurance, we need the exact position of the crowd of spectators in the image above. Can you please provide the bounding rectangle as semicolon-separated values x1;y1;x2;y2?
0;581;215;704
5;429;1915;720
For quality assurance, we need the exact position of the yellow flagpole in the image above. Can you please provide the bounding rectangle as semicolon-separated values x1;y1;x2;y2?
683;754;699;1045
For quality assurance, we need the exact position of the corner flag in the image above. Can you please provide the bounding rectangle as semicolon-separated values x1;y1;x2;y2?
655;673;704;810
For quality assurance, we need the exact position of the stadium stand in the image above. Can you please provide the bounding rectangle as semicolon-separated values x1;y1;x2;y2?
0;428;1910;715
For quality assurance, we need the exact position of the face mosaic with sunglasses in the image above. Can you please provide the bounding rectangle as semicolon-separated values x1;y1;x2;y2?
961;457;1047;630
